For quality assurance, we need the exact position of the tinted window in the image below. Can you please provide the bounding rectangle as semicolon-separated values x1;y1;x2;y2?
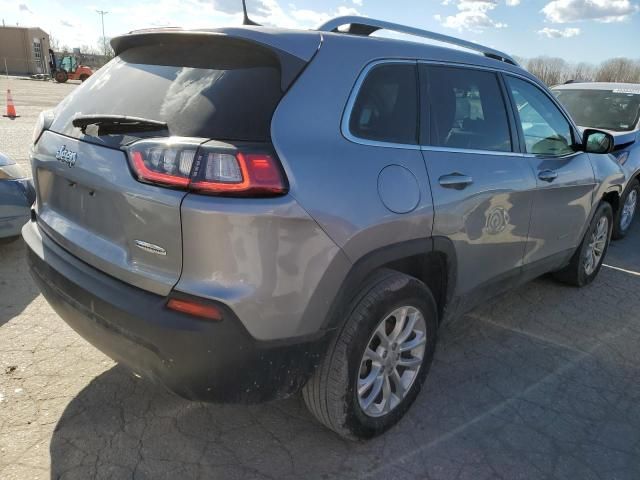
507;77;575;156
349;64;419;145
554;88;640;132
51;39;287;145
427;66;512;152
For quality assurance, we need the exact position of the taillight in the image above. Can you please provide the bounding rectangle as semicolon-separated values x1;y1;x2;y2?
127;138;287;197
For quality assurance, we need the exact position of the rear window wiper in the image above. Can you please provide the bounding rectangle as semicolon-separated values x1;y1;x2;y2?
72;114;169;135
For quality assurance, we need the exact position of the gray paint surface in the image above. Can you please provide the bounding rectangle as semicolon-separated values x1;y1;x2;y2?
27;26;626;343
32;131;187;296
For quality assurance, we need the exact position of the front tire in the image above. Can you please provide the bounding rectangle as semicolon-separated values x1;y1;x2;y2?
612;179;639;240
553;202;613;287
303;270;438;440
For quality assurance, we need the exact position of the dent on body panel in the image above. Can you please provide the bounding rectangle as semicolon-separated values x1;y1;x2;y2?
523;155;598;264
589;153;625;196
619;142;640;181
177;195;346;341
427;151;535;282
439;189;532;286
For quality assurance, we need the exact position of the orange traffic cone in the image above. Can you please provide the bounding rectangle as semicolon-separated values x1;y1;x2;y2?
3;89;19;118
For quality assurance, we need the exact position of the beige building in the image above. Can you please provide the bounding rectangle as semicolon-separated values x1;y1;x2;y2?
0;26;50;75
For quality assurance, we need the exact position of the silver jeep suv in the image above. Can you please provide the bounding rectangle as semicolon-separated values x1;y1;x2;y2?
24;16;624;439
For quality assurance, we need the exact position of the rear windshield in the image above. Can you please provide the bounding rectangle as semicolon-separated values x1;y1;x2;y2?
50;38;285;144
554;88;640;132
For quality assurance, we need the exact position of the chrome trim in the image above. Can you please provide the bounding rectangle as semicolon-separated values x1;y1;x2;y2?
520;151;582;159
421;146;523;157
341;59;421;151
134;240;167;256
318;16;518;66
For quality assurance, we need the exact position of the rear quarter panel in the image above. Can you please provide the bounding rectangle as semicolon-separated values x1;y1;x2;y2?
176;194;351;341
271;35;434;263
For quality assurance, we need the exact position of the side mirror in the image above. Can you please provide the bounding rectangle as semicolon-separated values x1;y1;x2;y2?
583;129;614;154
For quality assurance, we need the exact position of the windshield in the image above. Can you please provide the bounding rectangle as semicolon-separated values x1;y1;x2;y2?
554;88;640;132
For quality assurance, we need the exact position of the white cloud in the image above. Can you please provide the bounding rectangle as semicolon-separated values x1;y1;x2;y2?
435;0;508;32
542;0;639;23
537;26;581;37
506;0;520;5
353;0;364;6
0;0;360;51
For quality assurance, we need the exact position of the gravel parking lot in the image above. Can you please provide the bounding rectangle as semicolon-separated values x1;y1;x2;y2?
1;78;639;480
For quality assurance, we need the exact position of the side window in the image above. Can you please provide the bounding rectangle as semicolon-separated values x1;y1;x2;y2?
426;66;512;152
349;63;418;145
506;76;574;156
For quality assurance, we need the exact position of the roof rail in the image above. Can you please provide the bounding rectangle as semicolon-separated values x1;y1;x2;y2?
317;16;518;66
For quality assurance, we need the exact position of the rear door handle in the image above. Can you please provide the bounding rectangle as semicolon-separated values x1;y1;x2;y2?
538;169;558;182
439;173;473;190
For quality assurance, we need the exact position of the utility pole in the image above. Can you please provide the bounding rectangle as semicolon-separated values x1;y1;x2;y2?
96;10;109;56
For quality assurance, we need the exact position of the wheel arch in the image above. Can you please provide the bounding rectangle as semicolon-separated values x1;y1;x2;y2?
602;189;621;215
322;237;457;333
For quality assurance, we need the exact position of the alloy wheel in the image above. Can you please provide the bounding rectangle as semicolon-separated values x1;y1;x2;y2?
620;189;637;232
584;215;608;276
357;306;427;418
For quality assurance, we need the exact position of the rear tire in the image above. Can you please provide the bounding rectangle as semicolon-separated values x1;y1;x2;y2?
54;70;68;83
79;74;89;82
553;202;612;287
612;179;639;240
303;270;438;440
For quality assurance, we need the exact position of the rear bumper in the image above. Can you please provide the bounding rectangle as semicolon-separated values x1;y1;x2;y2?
23;220;327;403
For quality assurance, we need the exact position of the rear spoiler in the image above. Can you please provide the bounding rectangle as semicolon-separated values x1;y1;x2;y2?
111;29;322;91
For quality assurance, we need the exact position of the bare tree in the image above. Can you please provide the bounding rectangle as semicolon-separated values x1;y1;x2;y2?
48;34;61;52
526;56;570;86
98;37;115;59
595;58;640;83
80;44;100;56
521;56;640;86
568;62;596;82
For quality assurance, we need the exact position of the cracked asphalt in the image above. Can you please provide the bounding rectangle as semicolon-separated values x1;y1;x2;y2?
1;78;640;480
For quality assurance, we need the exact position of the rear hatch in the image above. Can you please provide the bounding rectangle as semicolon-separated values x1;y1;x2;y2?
32;31;315;295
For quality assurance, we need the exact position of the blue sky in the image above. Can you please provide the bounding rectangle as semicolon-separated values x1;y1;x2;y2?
1;0;638;62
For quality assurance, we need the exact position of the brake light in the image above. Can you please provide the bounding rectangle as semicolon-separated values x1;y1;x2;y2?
127;138;287;197
190;152;284;195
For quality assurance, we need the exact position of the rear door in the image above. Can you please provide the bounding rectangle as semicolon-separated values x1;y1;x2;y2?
504;75;596;269
419;64;536;305
33;35;305;295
